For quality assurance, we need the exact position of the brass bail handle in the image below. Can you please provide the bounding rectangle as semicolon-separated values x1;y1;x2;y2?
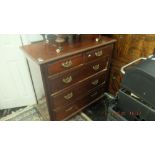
62;76;72;84
93;64;100;70
95;50;103;57
64;92;73;100
91;79;99;85
62;60;72;68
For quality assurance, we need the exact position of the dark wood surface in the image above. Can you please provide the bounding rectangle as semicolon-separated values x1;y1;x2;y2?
51;71;106;110
54;84;106;120
21;35;116;120
85;44;113;62
47;56;109;93
47;54;84;75
21;36;116;64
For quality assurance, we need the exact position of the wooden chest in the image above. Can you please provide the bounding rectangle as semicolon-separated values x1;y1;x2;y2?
21;35;116;120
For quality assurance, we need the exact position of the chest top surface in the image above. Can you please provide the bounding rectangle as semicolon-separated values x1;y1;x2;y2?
21;36;116;65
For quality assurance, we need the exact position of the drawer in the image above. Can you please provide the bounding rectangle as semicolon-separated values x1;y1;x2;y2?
53;84;106;120
84;56;109;77
51;71;107;109
54;103;78;121
85;44;113;63
47;54;83;75
48;56;109;93
77;83;106;109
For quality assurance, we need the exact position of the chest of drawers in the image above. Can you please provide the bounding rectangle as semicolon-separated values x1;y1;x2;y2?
21;35;116;120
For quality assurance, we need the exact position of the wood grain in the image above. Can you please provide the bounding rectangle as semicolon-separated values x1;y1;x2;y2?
108;34;155;94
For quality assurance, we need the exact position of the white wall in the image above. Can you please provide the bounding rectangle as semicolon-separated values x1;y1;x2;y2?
21;34;43;45
0;35;39;109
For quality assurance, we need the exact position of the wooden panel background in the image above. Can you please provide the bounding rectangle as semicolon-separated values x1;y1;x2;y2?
108;34;155;94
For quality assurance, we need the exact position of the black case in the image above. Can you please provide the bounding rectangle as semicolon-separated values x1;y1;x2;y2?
116;90;155;121
121;57;155;108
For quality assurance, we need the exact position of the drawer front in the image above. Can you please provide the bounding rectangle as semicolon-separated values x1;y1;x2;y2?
54;103;78;121
48;56;109;93
47;54;83;75
48;66;86;93
84;56;109;77
77;84;106;109
51;71;107;109
85;44;113;62
53;84;106;120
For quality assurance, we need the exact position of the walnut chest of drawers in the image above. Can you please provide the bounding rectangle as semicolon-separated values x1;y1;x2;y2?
21;36;116;121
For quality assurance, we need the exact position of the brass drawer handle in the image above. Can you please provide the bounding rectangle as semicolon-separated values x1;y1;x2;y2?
61;60;72;68
95;50;103;57
90;91;98;97
91;79;99;85
88;54;92;57
64;92;73;100
65;107;73;112
93;64;100;70
62;76;72;84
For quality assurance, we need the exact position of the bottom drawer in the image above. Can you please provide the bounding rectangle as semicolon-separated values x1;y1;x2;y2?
53;84;106;120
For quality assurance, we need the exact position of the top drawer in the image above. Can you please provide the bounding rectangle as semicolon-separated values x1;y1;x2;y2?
47;54;83;75
85;44;113;62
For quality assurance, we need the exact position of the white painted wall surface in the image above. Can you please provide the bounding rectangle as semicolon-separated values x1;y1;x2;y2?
0;34;42;109
21;34;43;45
